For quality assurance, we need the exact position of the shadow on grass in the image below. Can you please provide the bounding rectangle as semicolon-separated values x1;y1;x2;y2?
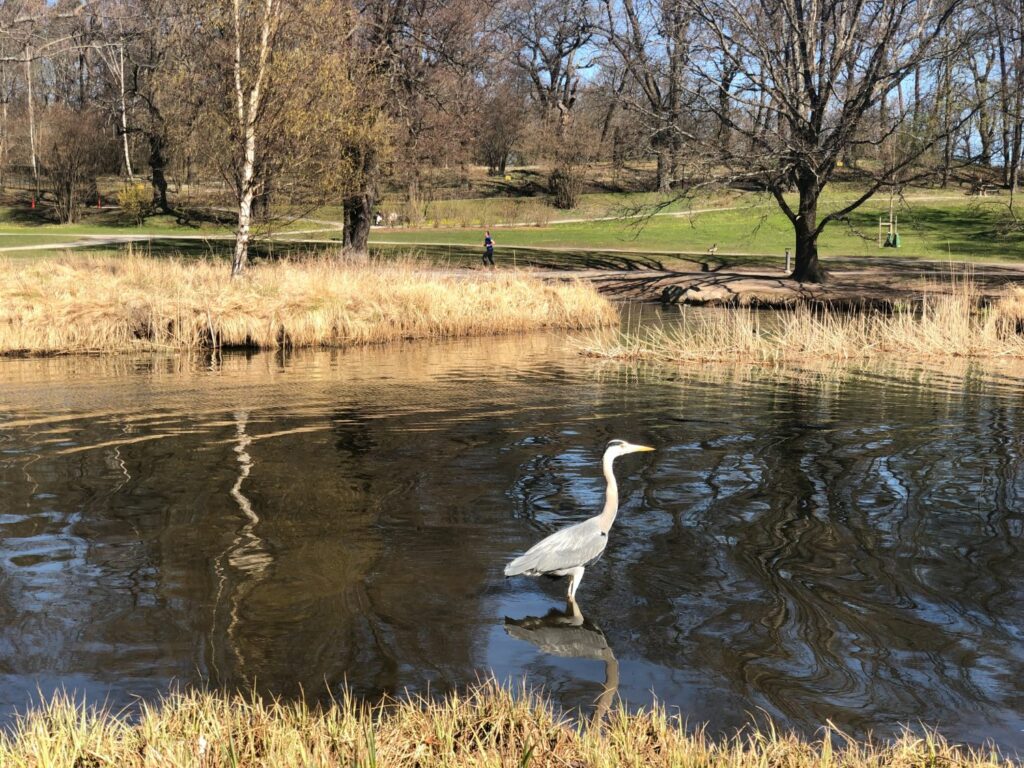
0;200;236;230
845;199;1024;260
0;202;65;227
370;242;673;271
68;238;340;260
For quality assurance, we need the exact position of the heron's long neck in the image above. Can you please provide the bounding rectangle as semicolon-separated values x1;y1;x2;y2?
596;453;618;532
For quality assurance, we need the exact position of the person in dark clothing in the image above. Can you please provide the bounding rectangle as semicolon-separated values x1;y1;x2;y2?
482;230;495;267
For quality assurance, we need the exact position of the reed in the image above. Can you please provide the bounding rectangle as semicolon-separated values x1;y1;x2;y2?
0;255;616;355
585;283;1024;364
0;683;1010;768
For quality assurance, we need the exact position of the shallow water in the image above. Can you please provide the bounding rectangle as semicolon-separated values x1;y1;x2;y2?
0;327;1022;750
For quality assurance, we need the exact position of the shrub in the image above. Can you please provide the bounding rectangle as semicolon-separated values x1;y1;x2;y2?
39;107;118;223
549;165;584;210
117;184;152;225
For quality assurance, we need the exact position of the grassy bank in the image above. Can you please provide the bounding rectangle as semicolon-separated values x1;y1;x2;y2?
0;256;615;355
584;283;1024;364
372;192;1024;263
0;684;1012;768
5;187;1024;266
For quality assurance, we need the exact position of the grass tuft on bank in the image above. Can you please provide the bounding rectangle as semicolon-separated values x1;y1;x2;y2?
0;255;616;355
0;684;1013;768
584;281;1024;364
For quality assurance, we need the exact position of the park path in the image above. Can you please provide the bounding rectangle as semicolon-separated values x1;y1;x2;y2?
0;193;983;256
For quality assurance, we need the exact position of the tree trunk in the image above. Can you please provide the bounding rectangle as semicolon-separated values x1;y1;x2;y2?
1013;25;1024;191
717;72;733;157
343;193;373;252
939;59;953;188
979;113;993;167
670;133;683;187
913;63;921;126
342;148;378;253
230;0;279;276
655;148;670;193
252;164;272;223
118;43;134;180
149;133;169;212
998;30;1012;185
1007;120;1015;191
791;176;825;283
232;188;254;276
78;51;86;107
232;121;258;276
0;100;7;191
24;47;38;199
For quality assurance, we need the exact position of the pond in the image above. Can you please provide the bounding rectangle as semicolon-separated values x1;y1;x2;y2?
0;320;1022;751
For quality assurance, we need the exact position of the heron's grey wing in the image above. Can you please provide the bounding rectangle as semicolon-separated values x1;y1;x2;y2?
504;519;607;577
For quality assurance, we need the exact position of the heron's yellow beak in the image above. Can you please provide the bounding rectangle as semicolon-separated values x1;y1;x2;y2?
629;444;655;453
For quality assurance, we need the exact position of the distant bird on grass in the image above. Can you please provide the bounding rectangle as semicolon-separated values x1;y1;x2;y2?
504;439;655;602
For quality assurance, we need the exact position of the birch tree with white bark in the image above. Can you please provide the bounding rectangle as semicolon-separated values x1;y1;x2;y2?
229;0;283;276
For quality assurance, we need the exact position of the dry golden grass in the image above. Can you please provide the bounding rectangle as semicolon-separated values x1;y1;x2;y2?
0;683;1012;768
0;255;616;355
585;282;1024;364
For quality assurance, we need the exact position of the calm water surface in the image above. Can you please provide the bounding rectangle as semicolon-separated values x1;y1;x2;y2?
0;325;1023;750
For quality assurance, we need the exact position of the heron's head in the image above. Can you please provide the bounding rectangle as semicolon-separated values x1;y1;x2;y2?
604;439;655;460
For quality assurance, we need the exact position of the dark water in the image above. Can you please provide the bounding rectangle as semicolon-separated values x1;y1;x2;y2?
1;328;1023;750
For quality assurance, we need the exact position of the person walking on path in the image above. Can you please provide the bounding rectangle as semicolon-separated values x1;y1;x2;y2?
482;230;495;267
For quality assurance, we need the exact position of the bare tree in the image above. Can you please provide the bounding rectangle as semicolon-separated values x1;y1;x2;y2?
39;106;117;222
343;0;486;248
993;0;1024;188
93;34;135;179
0;1;103;198
227;0;284;275
475;79;528;176
690;0;968;282
599;0;695;192
504;0;594;135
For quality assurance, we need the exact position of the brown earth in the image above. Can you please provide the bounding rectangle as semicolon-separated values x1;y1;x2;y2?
539;259;1024;307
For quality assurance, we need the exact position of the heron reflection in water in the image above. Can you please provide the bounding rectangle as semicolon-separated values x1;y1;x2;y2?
505;602;619;722
504;440;654;601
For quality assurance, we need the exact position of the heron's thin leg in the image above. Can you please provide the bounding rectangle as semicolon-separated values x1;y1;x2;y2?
568;567;585;601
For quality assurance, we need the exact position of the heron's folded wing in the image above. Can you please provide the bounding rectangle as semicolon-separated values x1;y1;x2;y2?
504;520;607;576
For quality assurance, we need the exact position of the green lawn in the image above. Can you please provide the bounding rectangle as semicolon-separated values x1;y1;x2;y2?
0;204;338;256
369;191;1024;263
0;206;332;236
314;189;712;230
0;233;91;249
2;187;1022;266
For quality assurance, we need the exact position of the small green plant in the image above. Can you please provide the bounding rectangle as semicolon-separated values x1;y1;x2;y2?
117;184;152;225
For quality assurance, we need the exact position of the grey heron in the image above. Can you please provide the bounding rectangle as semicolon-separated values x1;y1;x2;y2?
504;439;655;601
